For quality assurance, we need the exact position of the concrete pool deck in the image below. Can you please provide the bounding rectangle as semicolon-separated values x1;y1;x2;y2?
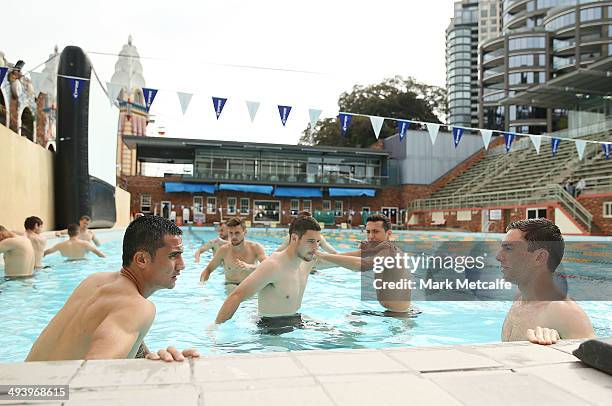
1;339;610;405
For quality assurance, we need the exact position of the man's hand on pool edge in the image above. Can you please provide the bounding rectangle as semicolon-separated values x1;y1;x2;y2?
145;346;201;362
527;326;560;345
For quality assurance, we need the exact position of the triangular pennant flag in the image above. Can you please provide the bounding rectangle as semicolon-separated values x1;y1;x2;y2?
0;67;7;86
308;108;322;131
504;133;515;153
29;72;47;95
278;105;292;126
69;78;85;101
426;123;440;145
142;87;158;112
212;97;227;120
603;143;611;160
246;101;260;122
480;129;493;150
106;82;123;108
369;116;384;139
551;138;561;156
529;134;542;154
452;127;464;148
177;91;193;115
575;139;586;160
338;113;352;136
397;120;410;141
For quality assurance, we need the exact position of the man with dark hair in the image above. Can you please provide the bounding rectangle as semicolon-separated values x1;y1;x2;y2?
44;224;105;260
24;216;47;269
199;217;266;286
54;215;101;246
497;218;594;345
0;224;35;277
275;212;338;254
215;216;322;324
315;213;411;313
194;221;228;263
27;216;199;361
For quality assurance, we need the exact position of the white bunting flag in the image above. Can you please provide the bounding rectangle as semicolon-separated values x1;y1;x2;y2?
575;139;587;160
246;101;260;122
370;116;384;139
308;108;322;131
530;135;542;154
426;123;440;145
29;72;47;95
177;91;193;115
106;82;123;108
480;129;493;150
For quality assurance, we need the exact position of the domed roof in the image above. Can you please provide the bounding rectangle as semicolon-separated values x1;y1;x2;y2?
110;35;145;92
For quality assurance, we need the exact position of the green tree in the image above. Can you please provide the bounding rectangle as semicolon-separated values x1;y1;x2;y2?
300;76;447;147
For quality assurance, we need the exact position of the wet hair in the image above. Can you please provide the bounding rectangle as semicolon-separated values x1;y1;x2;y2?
67;223;79;237
0;225;7;233
298;211;312;217
226;217;246;229
122;215;182;267
506;218;565;272
366;213;391;232
24;216;43;230
80;215;91;222
289;216;321;239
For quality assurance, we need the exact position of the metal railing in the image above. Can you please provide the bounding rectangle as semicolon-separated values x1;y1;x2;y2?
410;184;592;233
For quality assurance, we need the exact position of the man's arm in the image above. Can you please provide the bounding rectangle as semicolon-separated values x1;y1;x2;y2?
43;243;60;256
200;246;227;283
215;261;279;324
316;252;362;272
194;240;215;263
85;303;155;359
87;243;106;258
91;232;101;247
320;235;339;255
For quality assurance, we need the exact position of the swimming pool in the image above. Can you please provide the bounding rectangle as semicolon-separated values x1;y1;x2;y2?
0;228;610;362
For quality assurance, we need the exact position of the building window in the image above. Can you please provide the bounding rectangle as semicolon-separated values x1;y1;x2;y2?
240;198;249;215
227;197;237;215
193;196;204;213
253;200;281;222
140;195;152;213
323;200;331;211
303;200;312;213
334;201;344;217
604;202;612;218
290;199;300;216
207;197;217;214
527;208;547;219
580;7;601;22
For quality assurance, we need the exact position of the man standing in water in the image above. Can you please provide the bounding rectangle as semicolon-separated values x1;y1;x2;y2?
194;221;228;262
24;216;47;269
200;217;266;286
315;213;411;313
0;225;35;277
55;215;101;246
214;216;321;324
497;218;594;345
45;224;106;260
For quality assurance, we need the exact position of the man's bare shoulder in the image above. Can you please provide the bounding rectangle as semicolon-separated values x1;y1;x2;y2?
544;299;588;319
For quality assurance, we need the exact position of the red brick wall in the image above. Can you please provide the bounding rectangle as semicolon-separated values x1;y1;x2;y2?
125;176;409;226
578;193;612;235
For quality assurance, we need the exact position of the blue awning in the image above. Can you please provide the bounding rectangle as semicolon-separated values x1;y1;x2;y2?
328;188;376;197
219;183;274;195
164;182;216;193
274;186;322;198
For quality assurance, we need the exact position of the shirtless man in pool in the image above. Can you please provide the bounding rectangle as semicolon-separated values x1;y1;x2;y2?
26;215;198;362
496;218;594;345
0;225;35;277
199;217;266;286
44;224;105;260
214;216;321;324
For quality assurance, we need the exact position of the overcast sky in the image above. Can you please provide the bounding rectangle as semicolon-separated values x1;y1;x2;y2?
5;0;454;144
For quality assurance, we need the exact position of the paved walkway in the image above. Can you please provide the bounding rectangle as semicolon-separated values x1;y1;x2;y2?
0;339;610;405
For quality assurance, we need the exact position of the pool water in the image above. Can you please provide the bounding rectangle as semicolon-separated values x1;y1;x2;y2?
0;229;610;362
